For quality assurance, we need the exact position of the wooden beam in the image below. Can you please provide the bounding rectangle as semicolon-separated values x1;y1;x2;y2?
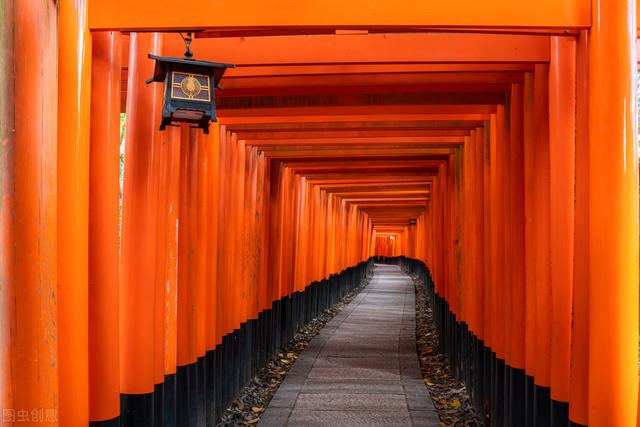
225;63;536;78
161;33;550;64
242;136;465;147
88;0;590;31
220;114;489;125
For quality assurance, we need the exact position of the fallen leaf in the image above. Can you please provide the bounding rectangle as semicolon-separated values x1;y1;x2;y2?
245;418;260;424
252;407;264;413
450;399;461;408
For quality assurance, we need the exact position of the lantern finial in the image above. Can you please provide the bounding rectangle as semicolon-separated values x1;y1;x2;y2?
181;32;194;58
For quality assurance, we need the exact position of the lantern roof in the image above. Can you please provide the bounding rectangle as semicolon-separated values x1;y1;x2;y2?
147;54;235;87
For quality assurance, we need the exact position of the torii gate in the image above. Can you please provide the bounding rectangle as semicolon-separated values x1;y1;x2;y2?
1;0;638;426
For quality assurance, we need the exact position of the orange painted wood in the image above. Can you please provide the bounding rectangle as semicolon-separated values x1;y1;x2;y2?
177;125;194;366
548;36;576;404
460;135;473;330
0;0;14;415
532;63;551;388
190;31;533;66
225;63;534;79
165;127;181;375
12;0;59;418
568;30;589;426
87;0;590;31
88;30;121;422
216;128;230;342
494;107;509;361
472;128;485;340
522;72;537;377
488;115;499;353
58;0;92;422
481;124;492;351
588;0;639;424
206;125;220;348
195;131;209;358
154;130;169;386
119;31;163;395
508;83;526;370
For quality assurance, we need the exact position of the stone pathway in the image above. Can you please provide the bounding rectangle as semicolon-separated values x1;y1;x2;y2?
259;264;439;427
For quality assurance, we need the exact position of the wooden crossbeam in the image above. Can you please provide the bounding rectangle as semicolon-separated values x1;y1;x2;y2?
88;0;590;31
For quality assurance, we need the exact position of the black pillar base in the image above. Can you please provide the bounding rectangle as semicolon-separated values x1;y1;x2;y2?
534;383;551;427
89;415;121;427
120;392;153;427
551;399;570;427
175;364;190;427
163;373;177;427
509;368;526;426
153;382;163;427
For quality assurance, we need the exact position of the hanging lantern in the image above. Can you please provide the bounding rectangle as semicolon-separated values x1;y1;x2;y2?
146;33;235;134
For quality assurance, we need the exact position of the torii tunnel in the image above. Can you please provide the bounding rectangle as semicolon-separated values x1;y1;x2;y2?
1;0;640;426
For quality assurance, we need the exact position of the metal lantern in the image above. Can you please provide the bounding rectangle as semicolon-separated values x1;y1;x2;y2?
146;34;235;134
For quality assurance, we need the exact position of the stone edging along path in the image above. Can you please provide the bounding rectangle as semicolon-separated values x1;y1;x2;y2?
411;271;483;426
216;270;373;426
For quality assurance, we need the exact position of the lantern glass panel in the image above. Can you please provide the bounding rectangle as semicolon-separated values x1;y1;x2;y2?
170;71;211;102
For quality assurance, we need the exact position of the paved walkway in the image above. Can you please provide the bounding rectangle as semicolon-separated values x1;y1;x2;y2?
260;264;439;426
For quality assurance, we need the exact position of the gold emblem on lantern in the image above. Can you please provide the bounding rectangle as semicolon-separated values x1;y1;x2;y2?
180;75;201;97
170;71;211;102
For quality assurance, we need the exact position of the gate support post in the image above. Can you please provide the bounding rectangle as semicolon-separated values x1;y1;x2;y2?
588;0;639;425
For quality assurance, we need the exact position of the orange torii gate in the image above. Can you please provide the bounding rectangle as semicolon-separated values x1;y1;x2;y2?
1;0;639;426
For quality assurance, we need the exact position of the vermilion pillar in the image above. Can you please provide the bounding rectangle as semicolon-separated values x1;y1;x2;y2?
176;126;200;421
88;30;121;424
153;129;169;425
532;64;551;404
588;0;639;425
206;125;221;352
473;128;485;341
522;72;536;387
196;131;209;361
177;124;191;381
509;83;525;372
569;30;590;427
487;116;498;354
548;36;576;417
120;32;163;423
509;82;526;425
13;0;59;424
257;154;269;313
163;126;181;426
205;125;220;425
0;0;13;414
58;0;91;424
481;125;492;354
194;131;208;425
